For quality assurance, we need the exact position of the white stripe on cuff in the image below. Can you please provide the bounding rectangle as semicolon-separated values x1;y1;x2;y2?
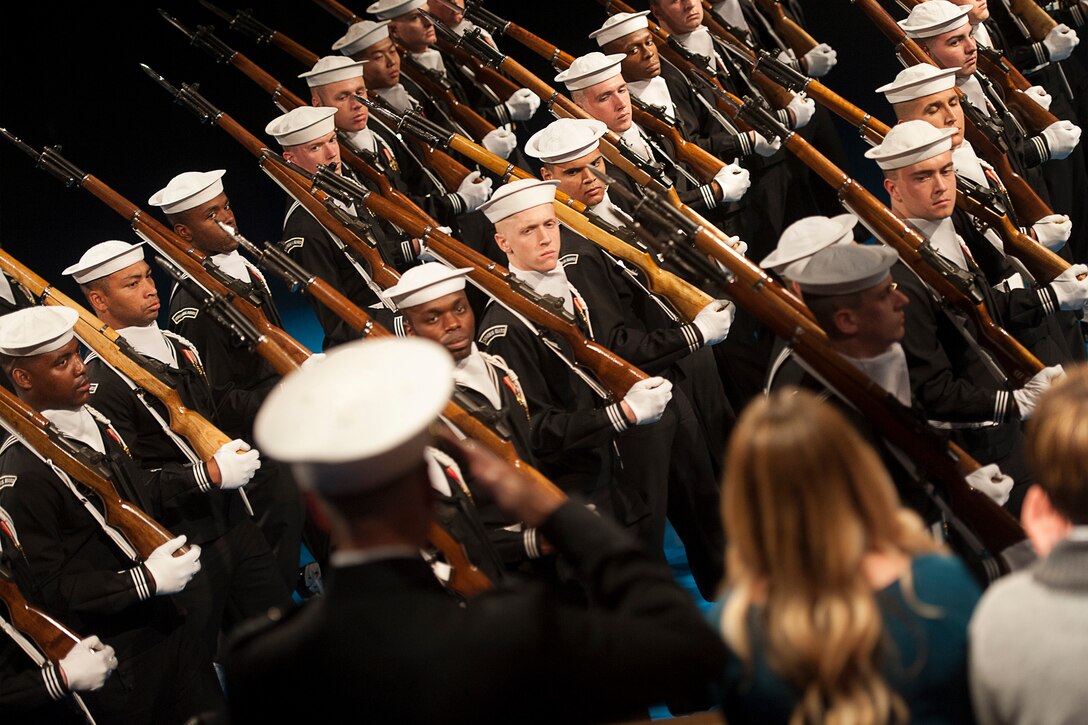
42;664;66;700
131;566;152;600
607;403;630;432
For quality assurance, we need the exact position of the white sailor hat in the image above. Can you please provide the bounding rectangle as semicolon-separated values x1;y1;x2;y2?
387;263;473;309
148;169;227;215
62;240;147;285
299;56;367;88
478;178;560;223
524;118;608;164
898;0;971;39
554;52;626;92
0;306;80;357
864;119;957;170
254;337;453;493
792;243;899;295
761;214;858;276
265;106;338;147
367;0;426;20
334;20;391;55
877;64;959;104
589;11;651;47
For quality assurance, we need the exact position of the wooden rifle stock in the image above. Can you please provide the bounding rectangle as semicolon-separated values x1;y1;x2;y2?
325;167;649;397
466;38;813;322
540;46;728;184
0;251;233;461
756;63;1070;281
311;0;362;24
3;122;312;374
853;0;1057;220
749;0;819;55
1009;0;1059;40
1005;0;1057;39
259;158;402;291
431;132;714;320
957;189;1079;284
781;130;1043;384
688;1;796;108
0;577;81;662
0;387;181;560
203;21;472;198
435;37;521;101
615;186;1025;564
398;54;497;141
426;523;492;596
215;49;437;222
891;0;1058;132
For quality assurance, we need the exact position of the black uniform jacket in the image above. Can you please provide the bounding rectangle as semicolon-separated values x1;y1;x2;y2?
84;335;245;545
224;502;726;725
167;269;281;439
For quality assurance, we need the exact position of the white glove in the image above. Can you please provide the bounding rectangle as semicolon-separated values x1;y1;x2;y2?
58;636;116;692
1049;263;1088;311
482;128;517;158
144;536;202;595
1043;23;1079;62
212;439;261;490
301;352;327;370
1013;364;1065;419
749;130;782;157
1041;120;1081;160
713;162;751;202
1024;85;1053;112
622;377;673;425
503;88;540;121
456;170;494;211
787;93;816;130
1032;213;1072;251
693;300;735;346
802;42;837;77
965;463;1014;506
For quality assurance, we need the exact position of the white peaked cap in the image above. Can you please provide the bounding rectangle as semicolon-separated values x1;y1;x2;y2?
478;178;560;223
367;0;426;20
148;169;227;215
0;306;80;357
898;0;971;39
387;263;473;309
266;106;338;147
761;214;858;274
555;52;626;92
792;244;900;295
524;118;608;164
299;56;367;88
334;20;391;55
878;64;959;104
62;240;147;285
864;119;957;170
590;11;651;47
254;337;453;492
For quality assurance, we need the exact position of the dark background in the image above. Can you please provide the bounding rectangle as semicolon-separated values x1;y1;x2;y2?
0;0;901;350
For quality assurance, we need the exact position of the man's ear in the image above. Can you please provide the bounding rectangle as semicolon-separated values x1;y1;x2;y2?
8;365;32;393
85;287;109;315
831;307;859;337
1021;484;1073;558
172;222;193;242
494;232;510;254
883;176;901;204
539;166;555;181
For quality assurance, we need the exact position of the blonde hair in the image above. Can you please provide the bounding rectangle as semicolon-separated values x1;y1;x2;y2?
720;389;941;725
1027;364;1088;525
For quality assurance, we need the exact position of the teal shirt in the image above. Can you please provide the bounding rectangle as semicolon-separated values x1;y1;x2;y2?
707;554;982;724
